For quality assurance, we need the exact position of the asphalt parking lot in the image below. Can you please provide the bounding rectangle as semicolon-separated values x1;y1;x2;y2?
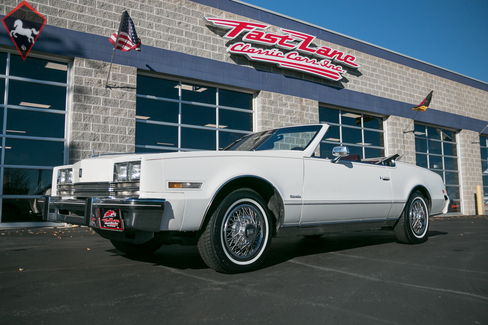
1;216;487;325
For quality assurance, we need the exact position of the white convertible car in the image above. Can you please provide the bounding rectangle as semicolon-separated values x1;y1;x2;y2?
42;124;449;273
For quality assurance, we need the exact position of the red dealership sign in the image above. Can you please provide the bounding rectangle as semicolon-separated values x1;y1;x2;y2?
206;18;359;81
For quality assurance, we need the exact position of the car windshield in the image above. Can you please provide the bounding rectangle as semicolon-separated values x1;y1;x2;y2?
224;125;322;151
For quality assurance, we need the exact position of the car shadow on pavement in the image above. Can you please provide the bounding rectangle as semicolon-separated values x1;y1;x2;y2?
261;229;448;270
106;229;448;272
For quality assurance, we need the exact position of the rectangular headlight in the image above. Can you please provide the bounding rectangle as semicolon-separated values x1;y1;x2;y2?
114;161;141;182
57;168;73;184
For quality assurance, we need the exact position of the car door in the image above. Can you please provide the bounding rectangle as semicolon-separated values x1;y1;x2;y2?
300;157;393;224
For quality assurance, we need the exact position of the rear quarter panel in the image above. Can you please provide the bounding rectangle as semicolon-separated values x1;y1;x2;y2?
387;162;446;218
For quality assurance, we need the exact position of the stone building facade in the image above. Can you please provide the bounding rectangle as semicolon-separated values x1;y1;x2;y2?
0;0;487;226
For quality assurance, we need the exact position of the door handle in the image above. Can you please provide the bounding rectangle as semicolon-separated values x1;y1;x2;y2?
380;176;390;181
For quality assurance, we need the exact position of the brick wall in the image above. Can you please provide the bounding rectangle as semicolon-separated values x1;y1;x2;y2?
255;92;318;131
69;58;136;163
385;116;416;165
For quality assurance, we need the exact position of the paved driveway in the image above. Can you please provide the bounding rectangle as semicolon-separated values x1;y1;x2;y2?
1;216;487;324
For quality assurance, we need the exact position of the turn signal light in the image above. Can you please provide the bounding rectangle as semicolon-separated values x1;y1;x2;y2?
168;182;202;189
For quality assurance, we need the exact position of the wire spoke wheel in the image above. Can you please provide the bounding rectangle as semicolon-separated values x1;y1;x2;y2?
409;199;427;236
222;202;265;261
198;188;272;273
394;190;429;244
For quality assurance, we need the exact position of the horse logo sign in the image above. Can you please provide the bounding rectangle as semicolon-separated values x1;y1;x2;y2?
1;1;46;60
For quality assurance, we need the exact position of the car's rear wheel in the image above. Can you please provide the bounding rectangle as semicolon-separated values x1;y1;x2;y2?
394;191;429;244
198;188;272;273
110;238;163;256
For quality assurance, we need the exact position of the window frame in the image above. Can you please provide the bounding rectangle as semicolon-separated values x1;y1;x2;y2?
0;49;70;225
318;106;385;159
135;73;255;152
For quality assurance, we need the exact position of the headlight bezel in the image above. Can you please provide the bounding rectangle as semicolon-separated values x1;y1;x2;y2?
114;161;141;182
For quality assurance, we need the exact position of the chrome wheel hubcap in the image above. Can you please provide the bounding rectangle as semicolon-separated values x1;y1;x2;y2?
223;203;264;260
410;198;427;236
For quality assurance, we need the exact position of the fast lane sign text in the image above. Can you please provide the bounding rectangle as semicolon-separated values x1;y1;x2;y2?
206;18;359;81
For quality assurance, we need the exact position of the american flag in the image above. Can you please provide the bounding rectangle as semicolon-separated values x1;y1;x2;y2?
109;11;141;51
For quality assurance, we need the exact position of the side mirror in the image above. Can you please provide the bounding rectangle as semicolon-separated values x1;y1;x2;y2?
332;146;349;163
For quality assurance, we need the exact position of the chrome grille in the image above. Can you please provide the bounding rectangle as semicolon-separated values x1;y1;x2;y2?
57;182;140;198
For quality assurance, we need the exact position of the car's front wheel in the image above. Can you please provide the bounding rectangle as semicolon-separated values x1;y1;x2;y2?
394;191;429;244
198;188;272;273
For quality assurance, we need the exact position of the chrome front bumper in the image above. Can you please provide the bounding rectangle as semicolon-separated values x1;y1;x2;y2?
41;196;165;232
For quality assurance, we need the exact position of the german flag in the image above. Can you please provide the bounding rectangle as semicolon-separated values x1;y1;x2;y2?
413;91;433;112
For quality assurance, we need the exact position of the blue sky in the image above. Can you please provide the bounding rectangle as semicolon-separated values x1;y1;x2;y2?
240;0;488;84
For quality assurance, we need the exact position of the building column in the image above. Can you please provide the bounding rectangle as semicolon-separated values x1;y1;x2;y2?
254;91;319;131
458;130;483;215
69;58;137;164
385;116;416;165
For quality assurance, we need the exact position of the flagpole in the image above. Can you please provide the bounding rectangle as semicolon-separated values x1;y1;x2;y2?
105;10;126;88
403;110;420;134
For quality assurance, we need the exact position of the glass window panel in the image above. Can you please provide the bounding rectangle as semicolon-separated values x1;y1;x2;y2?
219;109;252;131
341;112;362;127
319;143;336;159
481;148;488;160
319;107;339;124
2;198;44;222
364;147;383;159
0;78;4;103
347;145;363;158
483;175;488;187
364;130;382;147
429;155;443;170
135;123;178;148
443;142;457;157
446;187;460;200
137;76;178;99
415;138;427;153
136;97;178;123
5;139;64;166
219;131;247;150
416;154;428;168
428;140;442;155
363;115;383;130
10;55;67;83
181;127;216;150
9;80;66;110
323;125;340;142
444;157;458;171
449;200;461;213
441;129;455;141
342;127;361;145
3;168;52;195
7;109;65;138
135;147;174;154
445;172;459;186
181;83;216;104
181;104;215;127
427;127;441;140
480;136;487;147
482;160;488;174
0;107;3;131
414;124;427;138
219;89;252;110
0;52;6;75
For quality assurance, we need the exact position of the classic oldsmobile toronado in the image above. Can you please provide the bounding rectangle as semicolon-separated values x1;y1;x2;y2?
42;124;449;273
